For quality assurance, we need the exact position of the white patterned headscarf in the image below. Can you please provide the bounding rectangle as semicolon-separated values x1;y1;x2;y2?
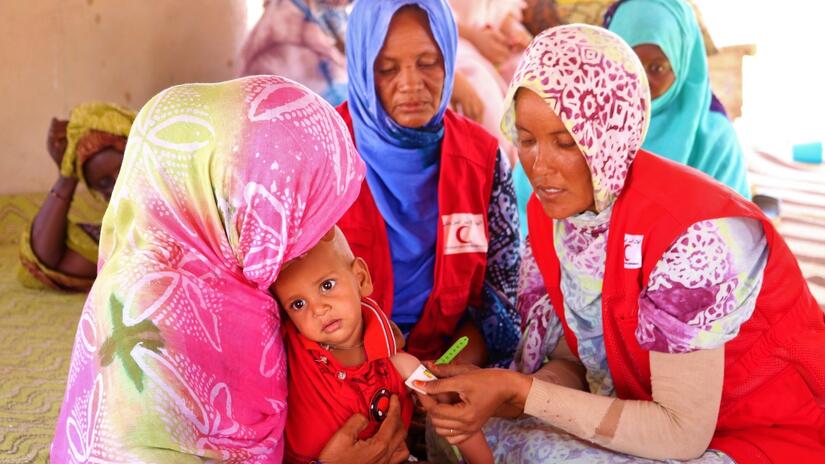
502;24;650;213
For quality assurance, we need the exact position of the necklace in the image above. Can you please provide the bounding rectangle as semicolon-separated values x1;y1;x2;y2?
321;341;364;351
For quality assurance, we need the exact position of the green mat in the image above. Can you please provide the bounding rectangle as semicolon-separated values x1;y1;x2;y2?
0;194;86;463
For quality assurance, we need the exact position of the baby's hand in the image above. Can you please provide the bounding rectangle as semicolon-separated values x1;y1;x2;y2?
414;389;457;412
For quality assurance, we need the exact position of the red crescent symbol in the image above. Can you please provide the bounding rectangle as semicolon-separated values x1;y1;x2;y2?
456;225;472;244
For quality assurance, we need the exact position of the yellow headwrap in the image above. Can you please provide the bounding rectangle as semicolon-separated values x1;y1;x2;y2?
60;102;136;183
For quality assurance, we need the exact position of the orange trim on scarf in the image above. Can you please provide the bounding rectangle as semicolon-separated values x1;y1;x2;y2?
75;130;127;167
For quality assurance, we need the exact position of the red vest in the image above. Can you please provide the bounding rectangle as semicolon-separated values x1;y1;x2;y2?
528;150;825;463
336;103;498;359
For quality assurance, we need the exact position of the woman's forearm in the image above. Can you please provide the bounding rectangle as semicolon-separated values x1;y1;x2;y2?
31;176;77;268
487;330;587;418
523;348;724;461
491;358;585;419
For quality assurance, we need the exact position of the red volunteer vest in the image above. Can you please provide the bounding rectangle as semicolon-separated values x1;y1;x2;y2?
336;103;497;359
528;150;825;463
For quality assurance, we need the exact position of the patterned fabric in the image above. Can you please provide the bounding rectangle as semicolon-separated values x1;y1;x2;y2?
512;235;563;373
553;207;615;395
638;218;767;353
346;0;458;330
483;152;521;304
240;0;351;105
471;152;522;366
483;416;735;464
607;0;750;199
500;24;650;213
50;76;365;462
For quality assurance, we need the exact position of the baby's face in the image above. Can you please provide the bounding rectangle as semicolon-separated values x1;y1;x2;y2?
272;227;373;348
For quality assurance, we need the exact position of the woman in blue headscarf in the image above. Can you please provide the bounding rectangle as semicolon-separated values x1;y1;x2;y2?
336;0;521;367
606;0;751;198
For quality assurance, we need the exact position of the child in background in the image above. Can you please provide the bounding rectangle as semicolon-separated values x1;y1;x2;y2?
271;226;493;463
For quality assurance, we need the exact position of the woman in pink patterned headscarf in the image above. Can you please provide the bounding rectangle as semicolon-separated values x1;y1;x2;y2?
417;25;825;463
50;76;408;462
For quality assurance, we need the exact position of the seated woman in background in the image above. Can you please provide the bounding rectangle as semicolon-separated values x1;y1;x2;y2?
18;102;134;291
337;0;522;367
418;25;825;463
606;0;751;198
240;0;352;105
448;0;532;166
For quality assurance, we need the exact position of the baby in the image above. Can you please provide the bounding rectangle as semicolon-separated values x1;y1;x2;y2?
271;226;492;463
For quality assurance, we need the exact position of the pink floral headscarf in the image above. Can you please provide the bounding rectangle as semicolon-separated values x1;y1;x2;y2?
51;76;364;462
501;24;650;213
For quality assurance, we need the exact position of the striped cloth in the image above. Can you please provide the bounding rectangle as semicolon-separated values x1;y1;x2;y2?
749;150;825;310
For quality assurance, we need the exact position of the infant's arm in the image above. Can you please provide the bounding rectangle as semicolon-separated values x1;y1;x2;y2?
391;354;494;463
390;352;421;379
390;352;438;395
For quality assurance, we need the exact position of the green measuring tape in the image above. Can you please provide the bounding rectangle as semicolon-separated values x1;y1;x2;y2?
435;336;469;365
433;336;470;461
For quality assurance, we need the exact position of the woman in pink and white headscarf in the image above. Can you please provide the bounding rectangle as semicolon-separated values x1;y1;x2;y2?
50;76;408;462
417;25;825;463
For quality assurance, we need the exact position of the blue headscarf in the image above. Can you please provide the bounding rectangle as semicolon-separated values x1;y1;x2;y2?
346;0;457;329
608;0;750;198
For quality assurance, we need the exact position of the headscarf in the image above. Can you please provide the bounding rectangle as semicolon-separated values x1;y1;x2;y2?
607;0;750;198
51;76;365;462
346;0;457;327
501;25;649;368
501;24;650;214
61;102;135;186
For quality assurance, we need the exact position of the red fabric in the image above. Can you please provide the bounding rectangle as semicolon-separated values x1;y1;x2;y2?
336;103;498;359
283;298;414;464
528;150;825;462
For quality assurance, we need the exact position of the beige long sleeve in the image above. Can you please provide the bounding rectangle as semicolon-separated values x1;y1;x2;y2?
523;347;724;461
